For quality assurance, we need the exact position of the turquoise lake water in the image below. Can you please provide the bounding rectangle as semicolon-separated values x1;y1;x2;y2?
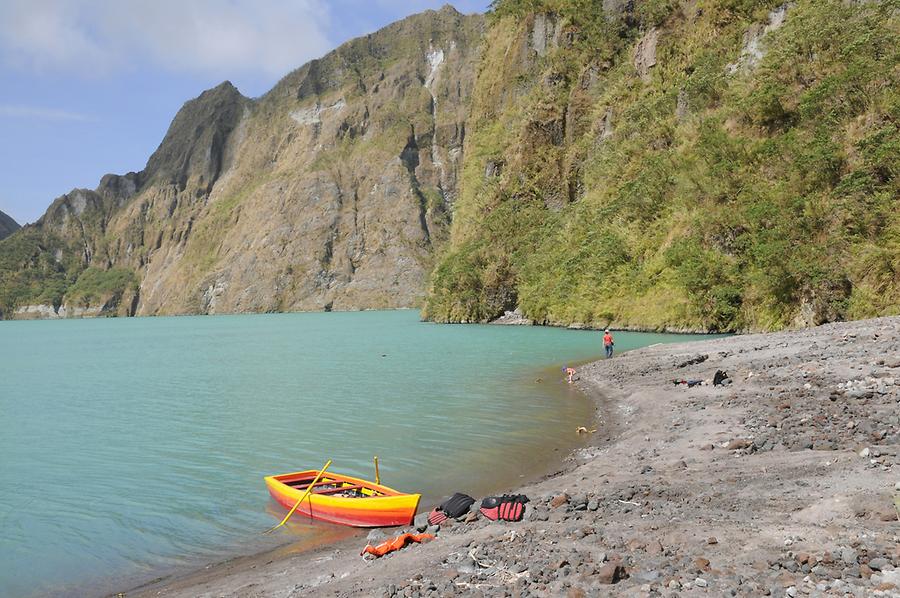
0;311;708;597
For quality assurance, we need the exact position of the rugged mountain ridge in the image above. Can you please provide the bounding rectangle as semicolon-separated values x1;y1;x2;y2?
0;210;18;241
425;0;900;332
0;5;483;318
1;1;897;331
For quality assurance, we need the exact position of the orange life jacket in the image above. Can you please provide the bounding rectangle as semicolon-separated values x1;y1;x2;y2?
361;533;435;557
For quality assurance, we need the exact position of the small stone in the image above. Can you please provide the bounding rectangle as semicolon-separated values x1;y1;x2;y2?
635;570;661;583
785;587;797;597
457;558;476;574
587;499;599;511
550;493;570;508
414;512;429;532
859;447;870;458
707;536;718;545
595;563;626;584
700;443;715;451
867;557;889;571
841;548;858;565
694;557;711;571
626;538;647;551
726;439;751;450
695;577;708;588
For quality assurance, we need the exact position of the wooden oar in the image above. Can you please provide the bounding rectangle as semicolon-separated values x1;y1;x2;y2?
265;460;332;534
374;455;381;485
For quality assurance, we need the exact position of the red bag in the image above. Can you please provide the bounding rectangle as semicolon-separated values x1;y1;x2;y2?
427;507;448;526
480;495;528;522
480;505;499;521
498;500;524;521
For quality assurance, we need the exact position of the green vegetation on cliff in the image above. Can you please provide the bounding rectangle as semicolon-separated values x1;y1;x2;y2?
1;2;896;329
65;267;138;307
426;0;900;331
0;228;79;312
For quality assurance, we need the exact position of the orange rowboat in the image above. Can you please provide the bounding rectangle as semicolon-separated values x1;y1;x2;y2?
264;470;421;528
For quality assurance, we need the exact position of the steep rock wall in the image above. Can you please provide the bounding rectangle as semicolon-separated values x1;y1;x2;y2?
0;6;484;318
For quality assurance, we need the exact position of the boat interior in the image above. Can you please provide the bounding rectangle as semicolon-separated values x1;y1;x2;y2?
283;476;386;498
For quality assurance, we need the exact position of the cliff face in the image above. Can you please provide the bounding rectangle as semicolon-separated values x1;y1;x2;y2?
0;210;18;241
0;6;483;318
2;1;898;331
425;0;900;332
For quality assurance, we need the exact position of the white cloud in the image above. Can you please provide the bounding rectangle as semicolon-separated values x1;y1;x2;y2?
0;0;334;78
0;104;93;121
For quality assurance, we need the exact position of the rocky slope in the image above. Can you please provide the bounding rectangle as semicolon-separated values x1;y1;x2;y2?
2;1;898;330
425;0;900;332
0;5;483;319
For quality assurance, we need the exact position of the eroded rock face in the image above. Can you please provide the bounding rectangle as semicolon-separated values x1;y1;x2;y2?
1;6;484;318
728;3;792;73
531;13;563;57
633;27;660;82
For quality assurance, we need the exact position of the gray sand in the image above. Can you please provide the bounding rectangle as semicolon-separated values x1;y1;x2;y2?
129;317;899;597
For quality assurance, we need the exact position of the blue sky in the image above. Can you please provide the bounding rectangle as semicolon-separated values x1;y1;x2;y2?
0;1;490;224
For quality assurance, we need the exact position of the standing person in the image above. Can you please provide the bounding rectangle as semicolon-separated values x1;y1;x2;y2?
603;329;614;359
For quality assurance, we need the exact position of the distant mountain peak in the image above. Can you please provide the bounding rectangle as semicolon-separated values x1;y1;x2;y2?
0;209;19;241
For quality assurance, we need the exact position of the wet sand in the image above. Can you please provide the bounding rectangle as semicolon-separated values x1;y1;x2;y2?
126;317;898;597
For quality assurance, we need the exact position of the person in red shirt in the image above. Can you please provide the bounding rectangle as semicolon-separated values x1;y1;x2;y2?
603;329;614;358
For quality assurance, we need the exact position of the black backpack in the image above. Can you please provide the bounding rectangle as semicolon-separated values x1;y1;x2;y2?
439;492;475;518
713;370;729;386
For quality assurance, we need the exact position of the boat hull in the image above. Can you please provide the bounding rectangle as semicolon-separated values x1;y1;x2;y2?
264;471;420;528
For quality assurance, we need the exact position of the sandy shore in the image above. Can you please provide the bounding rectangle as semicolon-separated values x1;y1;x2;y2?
128;317;899;598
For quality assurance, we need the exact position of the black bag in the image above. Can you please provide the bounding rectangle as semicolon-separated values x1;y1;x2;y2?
713;370;729;386
439;492;475;518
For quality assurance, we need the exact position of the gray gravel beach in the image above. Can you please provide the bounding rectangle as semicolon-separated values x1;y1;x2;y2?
131;317;899;598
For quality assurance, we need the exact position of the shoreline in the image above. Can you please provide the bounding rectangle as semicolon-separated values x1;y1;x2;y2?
6;303;737;335
115;361;601;598
126;316;899;597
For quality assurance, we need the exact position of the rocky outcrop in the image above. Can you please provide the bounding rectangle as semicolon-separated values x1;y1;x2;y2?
0;210;19;240
728;3;792;73
0;6;484;319
633;27;660;81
